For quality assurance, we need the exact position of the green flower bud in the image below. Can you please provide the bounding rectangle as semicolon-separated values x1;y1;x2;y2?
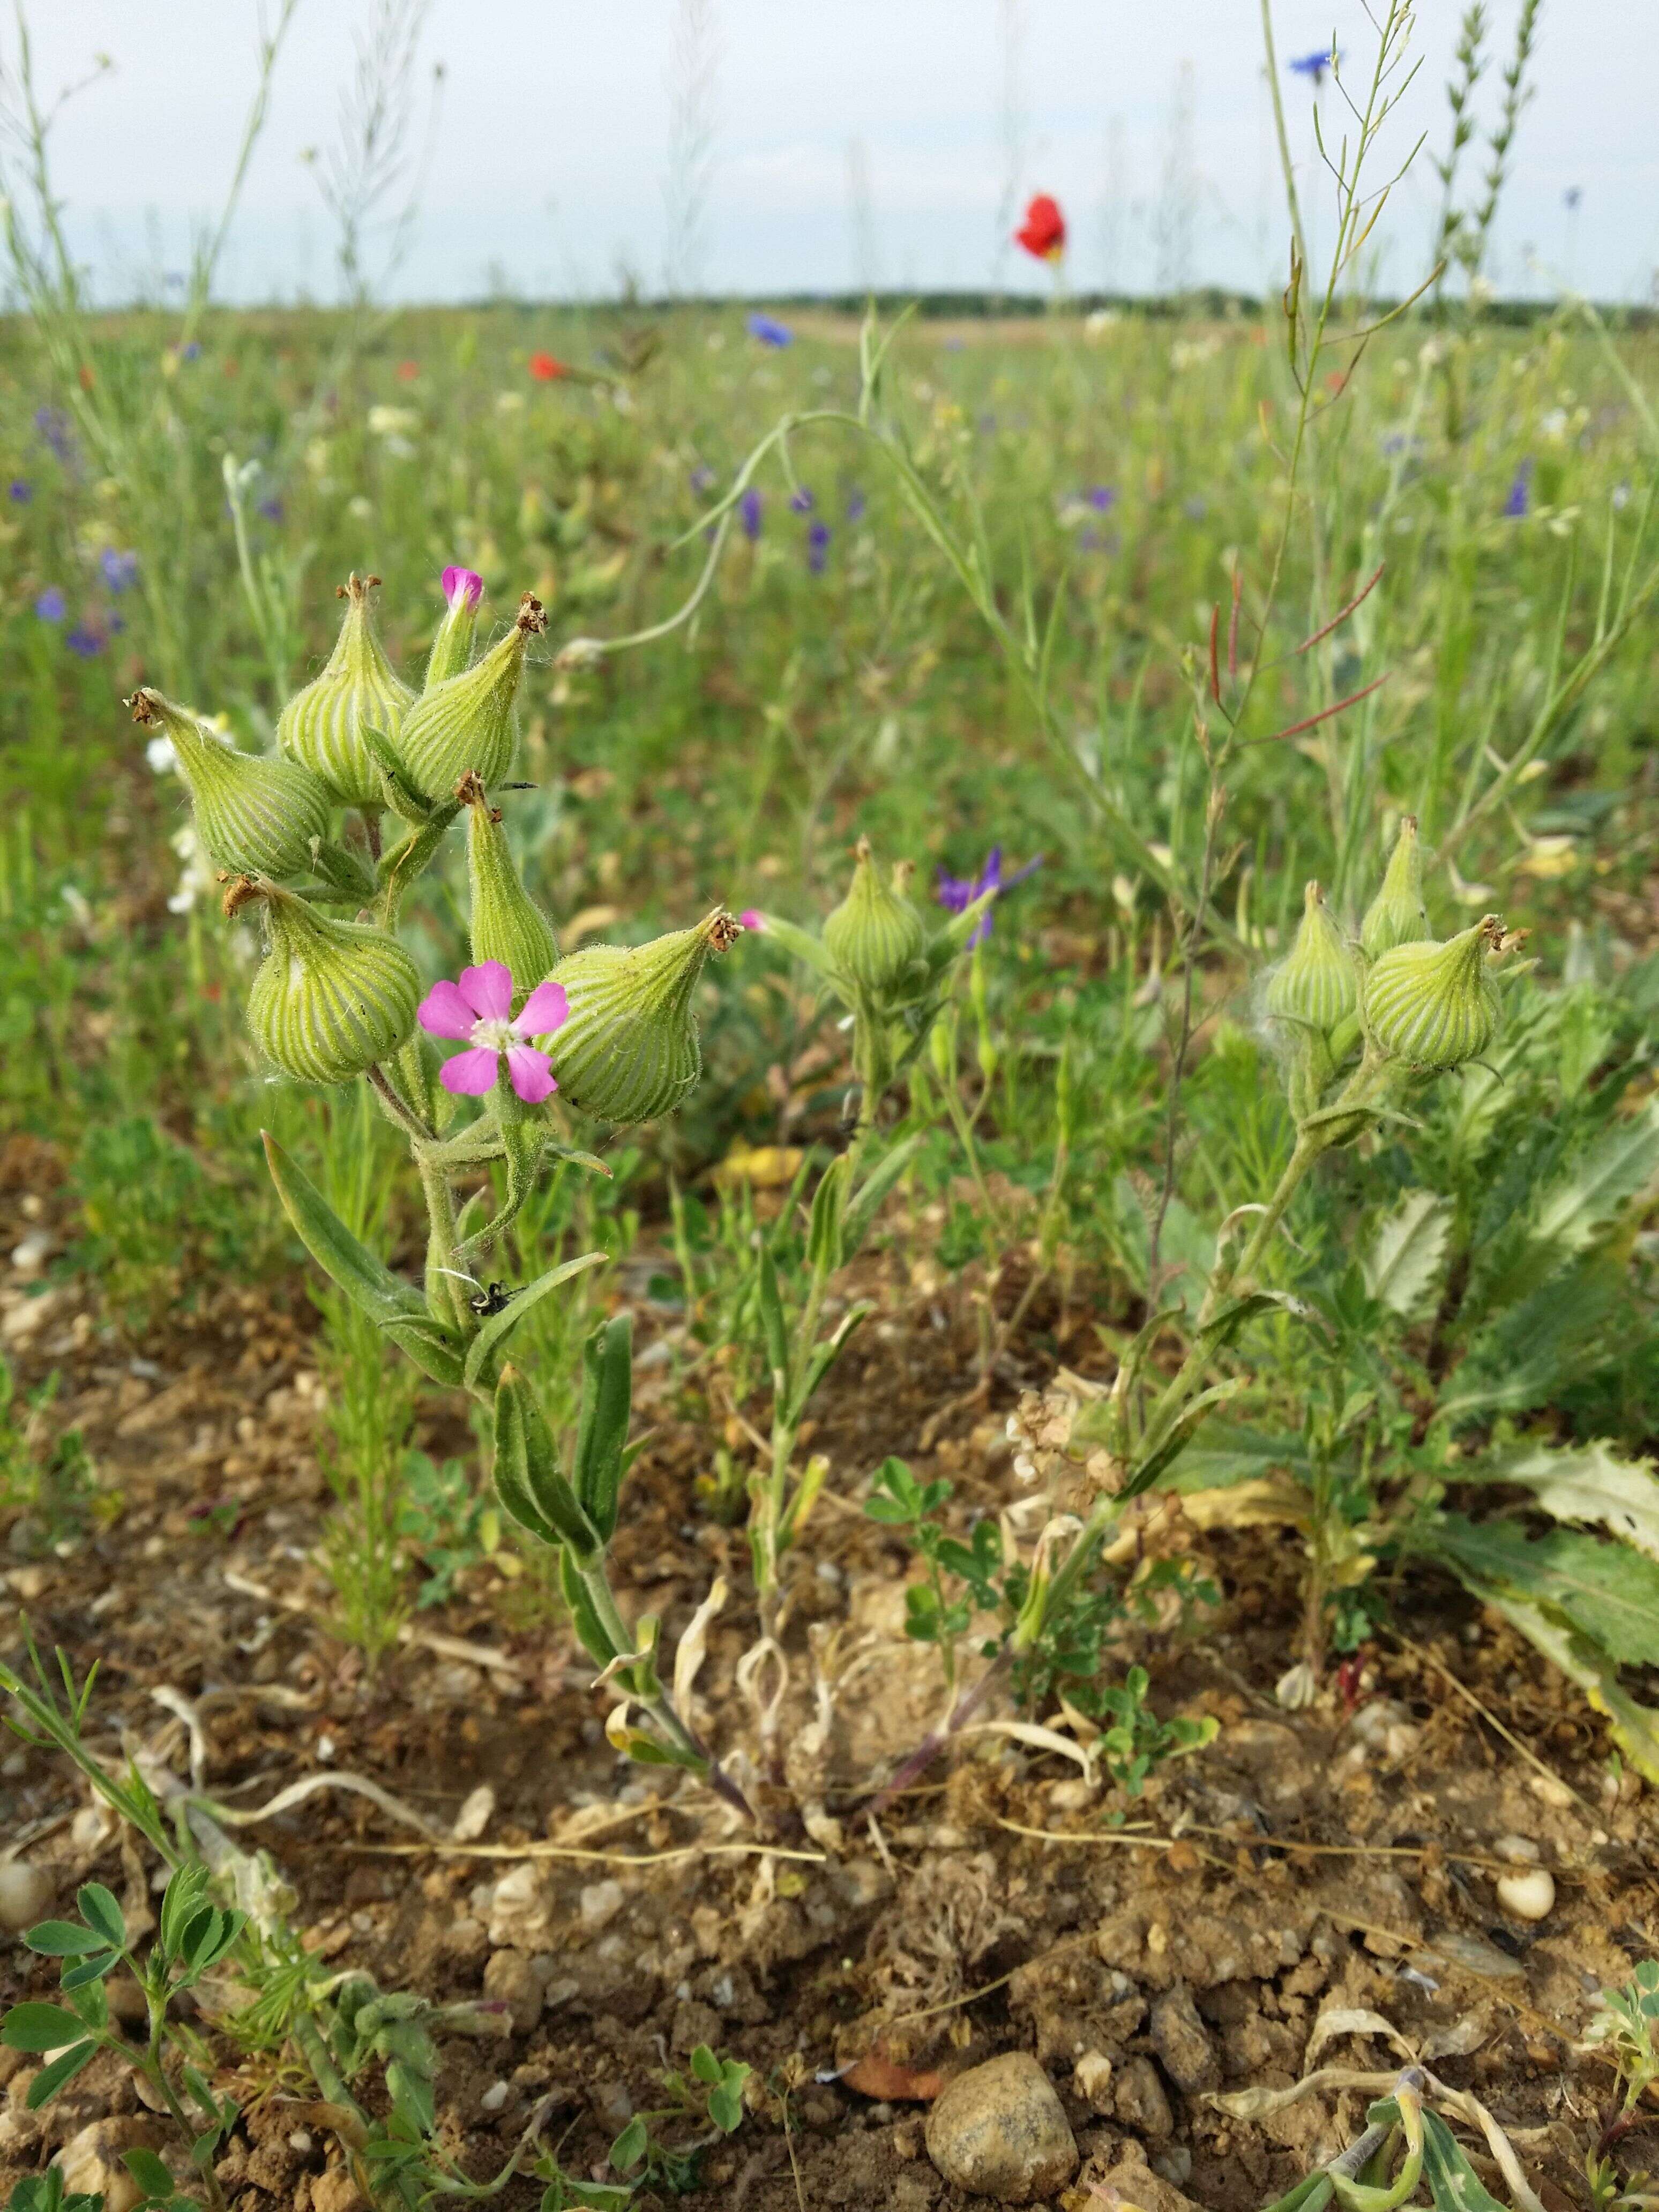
1265;881;1357;1036
276;573;416;808
394;592;547;799
459;772;558;1009
231;877;421;1087
426;566;484;690
1364;915;1503;1068
1361;814;1430;958
131;687;331;879
823;838;925;993
539;909;739;1123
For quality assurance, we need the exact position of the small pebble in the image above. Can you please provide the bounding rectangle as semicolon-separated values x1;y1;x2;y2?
1496;1866;1555;1922
480;2080;510;2113
925;2053;1078;2204
0;1858;54;1932
1494;1834;1541;1865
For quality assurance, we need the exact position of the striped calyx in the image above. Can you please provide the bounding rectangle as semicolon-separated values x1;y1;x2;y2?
823;838;925;995
1266;881;1357;1037
130;687;330;879
460;773;558;1010
425;566;484;691
276;574;415;808
537;908;739;1123
233;876;421;1087
1364;915;1503;1068
395;592;546;799
1361;815;1430;958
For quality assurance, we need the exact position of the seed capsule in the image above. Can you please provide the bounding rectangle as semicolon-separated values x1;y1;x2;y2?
131;687;331;879
1361;814;1430;958
823;839;925;994
425;565;484;691
1266;881;1357;1036
276;573;415;808
459;773;558;1008
394;592;547;798
538;909;739;1122
1364;916;1503;1068
232;877;421;1086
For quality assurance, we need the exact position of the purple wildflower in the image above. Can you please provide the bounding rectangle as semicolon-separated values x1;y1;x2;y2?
33;407;74;463
65;626;104;658
746;312;793;349
180;340;202;361
739;488;763;541
806;520;831;574
257;495;284;522
1086;484;1116;512
9;479;31;503
1504;460;1533;519
789;487;814;514
846;488;867;522
935;846;1043;947
690;464;717;495
100;547;138;593
34;587;66;623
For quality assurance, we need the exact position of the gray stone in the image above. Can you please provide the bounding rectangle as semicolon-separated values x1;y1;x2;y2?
483;1947;543;2033
1111;2055;1174;2141
924;2052;1078;2204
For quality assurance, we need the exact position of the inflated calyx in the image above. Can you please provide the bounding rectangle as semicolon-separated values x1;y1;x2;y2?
459;772;558;1008
823;838;925;993
538;909;739;1122
232;877;421;1086
1360;815;1430;958
131;687;331;879
1364;915;1503;1068
276;574;415;808
395;592;546;798
1266;881;1357;1036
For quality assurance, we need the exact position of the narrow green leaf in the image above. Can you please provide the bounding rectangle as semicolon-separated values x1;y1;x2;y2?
806;1153;850;1274
757;1245;789;1386
755;915;840;987
841;1132;924;1260
573;1314;633;1541
1419;2110;1506;2212
494;1368;599;1557
58;1950;120;1992
1428;1513;1659;1668
462;1250;607;1392
558;1547;619;1668
1454;1439;1659;1563
24;2038;96;2108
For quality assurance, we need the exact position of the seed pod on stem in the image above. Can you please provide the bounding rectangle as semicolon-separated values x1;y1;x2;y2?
276;573;415;808
539;909;739;1123
131;687;331;879
1364;915;1504;1068
425;565;484;691
458;772;558;1010
1266;881;1358;1036
395;591;547;798
231;876;421;1087
1361;814;1430;958
823;838;925;994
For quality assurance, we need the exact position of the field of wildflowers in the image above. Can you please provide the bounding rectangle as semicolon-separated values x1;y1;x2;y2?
4;8;1659;2211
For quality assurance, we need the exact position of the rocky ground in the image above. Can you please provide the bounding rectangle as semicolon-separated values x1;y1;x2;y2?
3;1129;1657;2212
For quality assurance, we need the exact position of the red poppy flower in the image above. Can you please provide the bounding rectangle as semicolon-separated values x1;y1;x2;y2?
528;352;568;382
396;359;420;382
1014;193;1066;263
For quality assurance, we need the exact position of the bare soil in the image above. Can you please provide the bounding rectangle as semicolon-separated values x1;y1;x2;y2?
3;1131;1656;2212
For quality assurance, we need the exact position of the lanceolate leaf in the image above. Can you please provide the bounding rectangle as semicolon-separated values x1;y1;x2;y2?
1419;2111;1507;2212
1530;1099;1659;1260
1361;1189;1450;1319
1448;1439;1659;1563
1169;1422;1311;1492
262;1133;464;1386
841;1131;925;1260
461;1250;607;1391
1426;1512;1659;1669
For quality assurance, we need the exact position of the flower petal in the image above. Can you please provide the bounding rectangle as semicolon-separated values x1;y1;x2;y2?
506;1044;557;1104
458;961;513;1021
439;1047;502;1095
514;978;568;1038
419;978;477;1039
443;564;483;610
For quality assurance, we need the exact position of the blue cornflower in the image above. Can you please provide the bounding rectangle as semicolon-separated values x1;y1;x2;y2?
936;846;1043;947
689;464;716;495
65;626;103;658
806;520;831;574
35;586;66;623
9;479;31;503
33;407;74;462
1289;48;1336;84
846;488;867;522
257;495;284;522
746;312;793;349
739;487;763;541
100;547;139;593
789;487;814;514
1086;484;1116;512
180;340;202;361
1504;460;1534;518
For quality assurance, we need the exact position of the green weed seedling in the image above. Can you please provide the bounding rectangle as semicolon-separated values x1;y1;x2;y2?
1583;1960;1659;2209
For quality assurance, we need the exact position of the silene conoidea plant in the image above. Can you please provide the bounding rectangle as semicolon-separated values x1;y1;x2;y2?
129;564;765;1820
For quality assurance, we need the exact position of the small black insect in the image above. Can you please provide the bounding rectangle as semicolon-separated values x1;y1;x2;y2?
469;1280;517;1318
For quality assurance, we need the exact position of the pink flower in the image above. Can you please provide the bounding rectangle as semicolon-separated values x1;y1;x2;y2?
417;961;567;1102
442;564;484;610
738;908;764;931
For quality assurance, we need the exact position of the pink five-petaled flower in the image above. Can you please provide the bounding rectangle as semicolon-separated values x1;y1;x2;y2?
442;564;484;610
737;908;765;931
418;962;567;1102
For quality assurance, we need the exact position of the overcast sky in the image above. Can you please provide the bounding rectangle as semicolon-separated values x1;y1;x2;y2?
9;1;1656;307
